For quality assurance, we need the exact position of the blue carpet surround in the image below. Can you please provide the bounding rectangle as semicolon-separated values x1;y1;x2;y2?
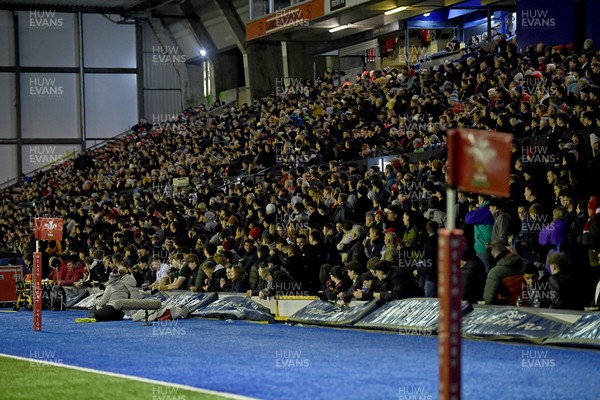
1;310;600;400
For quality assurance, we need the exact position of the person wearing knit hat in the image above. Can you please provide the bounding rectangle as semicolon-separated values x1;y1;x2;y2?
78;268;130;323
109;268;120;282
222;239;234;252
249;226;261;241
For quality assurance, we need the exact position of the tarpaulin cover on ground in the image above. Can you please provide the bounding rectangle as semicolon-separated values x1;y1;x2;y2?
544;313;600;348
191;296;274;322
354;298;473;333
288;299;380;327
462;308;569;343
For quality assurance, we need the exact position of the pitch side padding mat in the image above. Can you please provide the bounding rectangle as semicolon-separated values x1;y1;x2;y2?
288;299;380;327
544;312;600;348
70;289;168;310
191;296;274;322
160;291;218;313
462;307;570;344
70;292;103;310
354;298;473;333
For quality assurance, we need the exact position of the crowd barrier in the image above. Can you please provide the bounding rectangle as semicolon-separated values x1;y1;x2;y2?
287;298;600;348
287;299;379;327
190;296;274;322
354;298;472;333
461;307;569;344
544;313;600;349
69;290;600;348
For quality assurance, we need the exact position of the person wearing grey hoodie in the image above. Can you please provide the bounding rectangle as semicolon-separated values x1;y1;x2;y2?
89;269;130;321
204;211;218;233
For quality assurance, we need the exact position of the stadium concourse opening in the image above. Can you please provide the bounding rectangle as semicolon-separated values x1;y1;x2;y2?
2;0;600;398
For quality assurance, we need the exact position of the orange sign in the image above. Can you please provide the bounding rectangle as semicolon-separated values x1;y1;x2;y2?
34;218;64;241
447;128;513;197
246;0;324;41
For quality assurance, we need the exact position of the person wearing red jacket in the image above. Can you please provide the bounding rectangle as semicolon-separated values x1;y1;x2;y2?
59;260;85;287
47;255;69;281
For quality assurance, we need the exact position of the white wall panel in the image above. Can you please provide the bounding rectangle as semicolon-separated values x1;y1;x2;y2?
83;14;136;68
18;11;77;67
143;90;182;124
85;73;137;138
20;73;80;139
0;11;15;66
0;145;18;186
0;73;16;139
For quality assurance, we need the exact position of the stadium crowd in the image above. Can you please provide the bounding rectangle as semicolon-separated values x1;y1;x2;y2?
2;34;600;316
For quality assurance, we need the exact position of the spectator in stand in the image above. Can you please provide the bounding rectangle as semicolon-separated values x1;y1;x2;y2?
381;229;399;265
47;256;67;282
200;254;227;292
521;262;551;308
465;195;495;272
418;220;439;298
221;264;251;293
149;256;171;291
254;261;296;299
538;206;570;269
548;251;584;310
461;247;486;304
321;265;352;301
3;37;600;318
364;225;385;259
483;241;526;305
489;198;518;245
58;258;86;296
353;259;421;303
338;261;364;303
161;253;198;291
75;256;104;290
